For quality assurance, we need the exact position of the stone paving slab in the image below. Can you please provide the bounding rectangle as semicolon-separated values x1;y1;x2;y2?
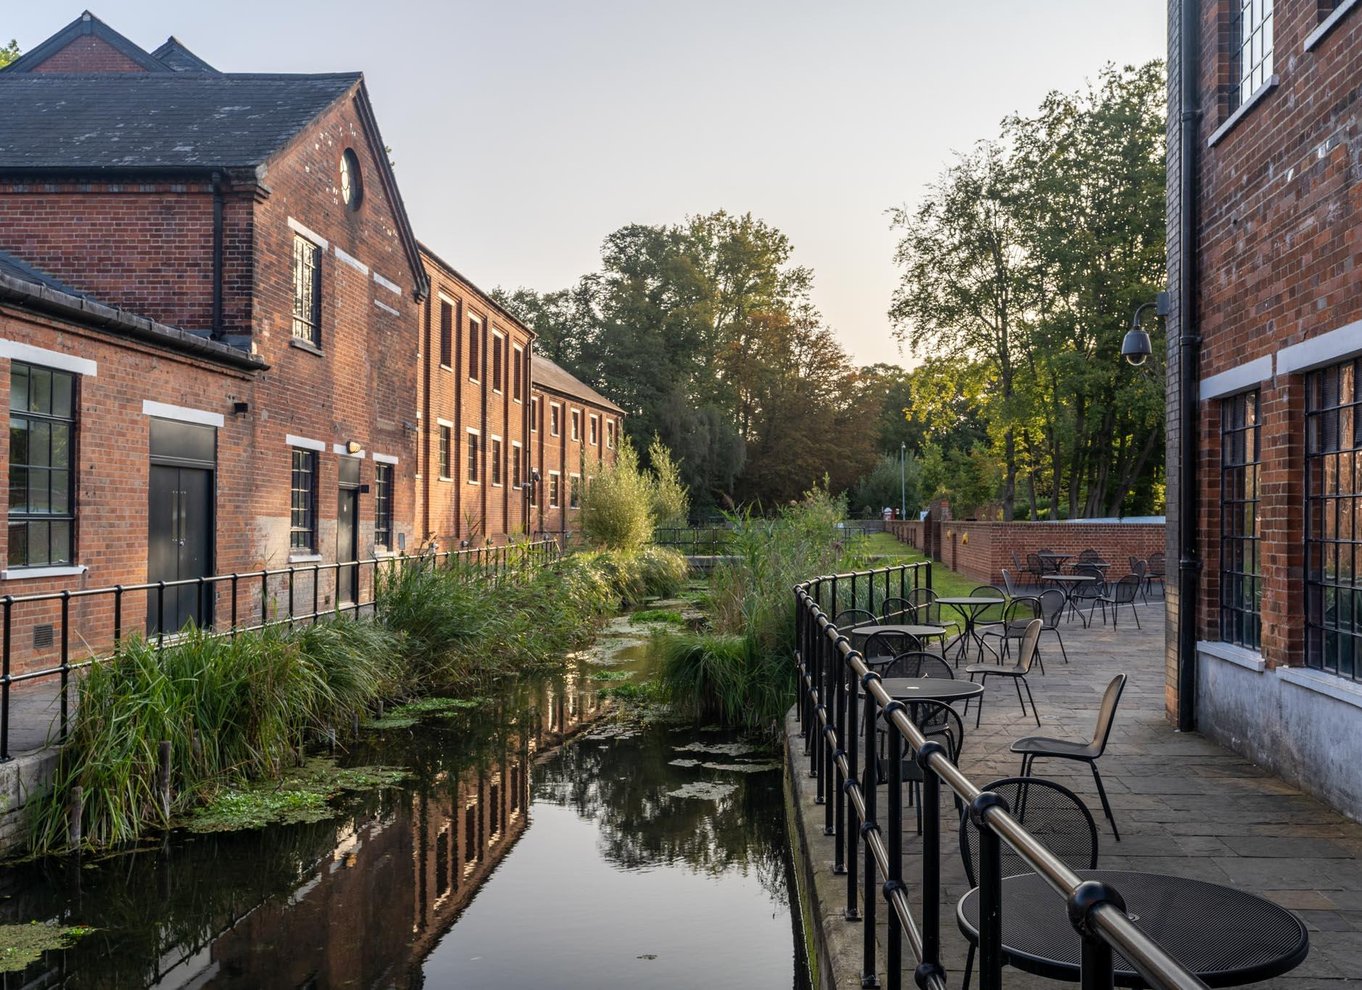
788;601;1362;987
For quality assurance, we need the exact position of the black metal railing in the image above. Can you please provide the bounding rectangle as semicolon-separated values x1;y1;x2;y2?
653;526;735;555
795;561;1205;990
0;539;560;761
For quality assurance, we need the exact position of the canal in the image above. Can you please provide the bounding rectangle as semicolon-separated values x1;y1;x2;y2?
0;619;811;989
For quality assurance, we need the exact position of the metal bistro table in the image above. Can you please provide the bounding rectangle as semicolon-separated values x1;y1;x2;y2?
937;597;1005;664
880;677;984;705
850;623;950;654
1040;573;1098;626
957;870;1309;987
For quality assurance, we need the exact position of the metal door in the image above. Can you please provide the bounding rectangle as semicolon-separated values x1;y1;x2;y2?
337;487;359;604
148;464;214;634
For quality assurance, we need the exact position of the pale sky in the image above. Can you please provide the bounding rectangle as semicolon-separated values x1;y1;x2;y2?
7;1;1167;367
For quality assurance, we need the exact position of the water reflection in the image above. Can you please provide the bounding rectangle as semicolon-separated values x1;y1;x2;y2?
0;667;805;989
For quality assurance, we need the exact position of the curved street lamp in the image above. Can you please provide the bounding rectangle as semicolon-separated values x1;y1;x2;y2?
1122;302;1156;366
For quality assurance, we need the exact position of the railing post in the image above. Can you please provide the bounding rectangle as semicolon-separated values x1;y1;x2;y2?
859;672;879;987
845;647;861;918
0;596;10;762
916;742;949;990
156;581;166;647
113;585;123;646
970;791;1010;990
59;590;70;742
287;568;295;629
1069;881;1126;990
230;574;239;634
261;570;269;627
312;563;320;624
885;701;906;990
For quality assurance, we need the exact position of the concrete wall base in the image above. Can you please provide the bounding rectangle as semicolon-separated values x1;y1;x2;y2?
0;747;58;853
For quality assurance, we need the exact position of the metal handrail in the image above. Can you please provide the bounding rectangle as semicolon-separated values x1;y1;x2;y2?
794;561;1207;990
0;539;560;761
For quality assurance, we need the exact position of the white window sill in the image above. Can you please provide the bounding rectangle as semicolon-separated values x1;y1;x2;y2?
1197;640;1265;672
1;564;87;581
1208;75;1279;148
1277;666;1362;711
288;553;323;565
1305;0;1359;50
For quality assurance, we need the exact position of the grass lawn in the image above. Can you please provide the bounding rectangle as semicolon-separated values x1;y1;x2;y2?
856;530;1006;622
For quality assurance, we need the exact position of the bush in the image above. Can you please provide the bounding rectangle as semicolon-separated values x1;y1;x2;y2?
647;435;690;528
579;440;654;550
638;545;689;598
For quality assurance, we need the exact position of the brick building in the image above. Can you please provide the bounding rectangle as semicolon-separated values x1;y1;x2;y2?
0;11;428;640
1168;0;1362;818
529;356;626;540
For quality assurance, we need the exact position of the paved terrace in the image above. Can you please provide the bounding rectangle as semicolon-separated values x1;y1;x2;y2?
787;601;1362;987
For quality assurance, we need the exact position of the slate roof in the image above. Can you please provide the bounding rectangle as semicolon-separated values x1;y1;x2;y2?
150;38;220;74
0;248;90;299
0;71;360;171
532;355;625;414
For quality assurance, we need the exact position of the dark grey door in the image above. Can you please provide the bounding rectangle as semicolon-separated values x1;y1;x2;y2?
148;464;214;634
337;487;359;604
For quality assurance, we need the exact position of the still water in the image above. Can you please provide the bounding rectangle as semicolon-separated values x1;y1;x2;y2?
0;656;811;989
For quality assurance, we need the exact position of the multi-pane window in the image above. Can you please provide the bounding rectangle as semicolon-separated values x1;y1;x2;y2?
491;437;503;486
1220;391;1261;650
589;414;599;446
1232;0;1274;108
438;426;452;480
8;363;75;567
569;474;581;509
550;403;561;437
530;396;539;432
290;448;317;551
548;471;561;507
606;420;616;449
513;346;524;401
1306;358;1362;680
467;430;481;484
469;319;482;381
512;443;522;489
492;334;504;392
571;409;581;442
291;235;321;346
439;299;453;368
374;462;393;549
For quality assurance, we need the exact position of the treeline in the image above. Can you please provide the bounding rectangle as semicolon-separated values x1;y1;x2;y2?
889;61;1168;519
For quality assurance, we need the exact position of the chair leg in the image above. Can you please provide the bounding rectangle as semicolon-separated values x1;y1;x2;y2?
1050;627;1069;663
1013;676;1027;718
1022;677;1040;727
975;675;986;729
1130;601;1142;630
1090;763;1120;841
963;942;976;990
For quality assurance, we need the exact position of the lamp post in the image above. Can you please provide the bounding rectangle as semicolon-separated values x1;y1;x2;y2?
899;442;907;519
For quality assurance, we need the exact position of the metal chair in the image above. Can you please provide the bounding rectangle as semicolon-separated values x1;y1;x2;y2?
1128;556;1150;603
1078;547;1105;566
1025;551;1048;582
1070;564;1106;626
861;631;921;671
979;596;1043;670
879;596;914;623
1000;567;1023;598
877;699;965;834
1146;552;1166;598
1012;673;1127;840
969;584;1009;659
958;776;1100;990
883;651;954;679
1094;574;1143;628
832;608;876;632
1036;588;1070;664
906;588;955;649
962;619;1042;727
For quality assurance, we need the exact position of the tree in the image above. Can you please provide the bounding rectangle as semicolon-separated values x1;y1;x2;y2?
0;40;19;68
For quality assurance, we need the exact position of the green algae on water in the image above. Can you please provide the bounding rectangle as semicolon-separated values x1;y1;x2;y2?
630;609;685;625
362;696;487;730
0;922;94;973
186;759;410;833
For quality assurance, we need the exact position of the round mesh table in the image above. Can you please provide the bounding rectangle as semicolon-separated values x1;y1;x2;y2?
956;870;1309;986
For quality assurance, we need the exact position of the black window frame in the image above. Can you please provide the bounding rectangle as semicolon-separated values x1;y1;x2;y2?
491;437;503;486
492;333;504;393
513;345;524;401
530;396;539;432
1305;357;1362;680
438;426;452;481
374;462;394;549
439;298;454;368
1220;390;1262;650
569;473;581;509
291;234;322;346
512;442;522;490
468;319;482;383
289;447;318;552
8;362;77;568
467;429;480;484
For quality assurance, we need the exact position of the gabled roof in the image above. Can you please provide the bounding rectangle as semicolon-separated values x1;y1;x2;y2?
150;37;220;74
2;10;168;73
0;72;361;170
0;249;90;299
532;355;625;414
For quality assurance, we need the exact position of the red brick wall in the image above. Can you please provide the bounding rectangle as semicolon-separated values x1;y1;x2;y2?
28;36;149;73
529;385;620;540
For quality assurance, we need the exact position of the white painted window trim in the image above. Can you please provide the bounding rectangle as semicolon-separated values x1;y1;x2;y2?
334;247;369;275
0;340;97;377
1200;356;1272;401
372;270;402;295
512;344;525;403
490;434;504;487
436;417;455;428
374;299;400;317
1277;317;1362;375
372;452;399;465
570;408;581;442
468;317;483;384
1208;75;1280;148
548;469;561;507
286;434;326;453
530;397;539;432
141;400;224;428
332;443;365;459
287;217;328;249
1;564;88;581
466;427;482;485
437;422;455;481
589;413;600;446
549;402;562;437
437;293;457;368
1197;640;1266;673
569;471;581;509
288;553;324;565
1278;665;1362;711
1305;0;1359;50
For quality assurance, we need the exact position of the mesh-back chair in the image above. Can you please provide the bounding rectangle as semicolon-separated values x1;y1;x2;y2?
980;597;1044;670
1070;564;1106;626
1147;552;1166;597
862;631;922;671
884;651;955;679
1036;588;1070;664
1036;549;1062;575
1078;547;1105;565
1012;673;1127;840
879;596;914;623
958;776;1100;990
832;608;876;632
906;588;955;649
969;585;1009;659
1024;552;1045;584
876;699;965;834
1001;568;1023;598
1095;574;1143;628
963;619;1042;727
1128;557;1150;604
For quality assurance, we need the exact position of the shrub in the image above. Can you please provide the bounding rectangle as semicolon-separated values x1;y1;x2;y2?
638;545;689;598
647;435;690;529
579;439;654;550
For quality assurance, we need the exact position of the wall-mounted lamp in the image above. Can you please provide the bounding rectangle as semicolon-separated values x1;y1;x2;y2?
345;440;363;455
231;400;250;416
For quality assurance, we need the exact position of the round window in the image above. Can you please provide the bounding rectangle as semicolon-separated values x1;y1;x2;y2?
339;148;363;210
